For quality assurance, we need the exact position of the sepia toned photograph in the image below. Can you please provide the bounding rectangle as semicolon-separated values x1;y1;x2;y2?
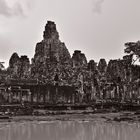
0;0;140;140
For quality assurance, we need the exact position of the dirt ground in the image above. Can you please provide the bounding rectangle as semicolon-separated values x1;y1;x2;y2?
0;111;139;123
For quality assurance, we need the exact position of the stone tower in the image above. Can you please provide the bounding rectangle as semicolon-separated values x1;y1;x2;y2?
31;21;71;83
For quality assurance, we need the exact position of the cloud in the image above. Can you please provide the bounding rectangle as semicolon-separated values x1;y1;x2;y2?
0;36;13;67
93;0;105;14
0;0;24;17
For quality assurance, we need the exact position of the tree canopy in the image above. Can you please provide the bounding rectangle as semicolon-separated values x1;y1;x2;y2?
125;41;140;65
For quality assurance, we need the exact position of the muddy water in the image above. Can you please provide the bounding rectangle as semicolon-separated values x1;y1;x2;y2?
0;121;140;140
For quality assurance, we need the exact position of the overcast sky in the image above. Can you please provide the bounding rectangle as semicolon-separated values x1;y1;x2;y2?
0;0;140;67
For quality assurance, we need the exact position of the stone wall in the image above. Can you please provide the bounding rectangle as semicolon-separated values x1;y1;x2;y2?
8;53;30;79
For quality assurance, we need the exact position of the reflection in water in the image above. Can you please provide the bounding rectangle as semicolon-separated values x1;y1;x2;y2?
0;121;140;140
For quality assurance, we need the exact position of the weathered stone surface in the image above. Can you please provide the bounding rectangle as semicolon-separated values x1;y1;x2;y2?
88;60;97;72
107;59;123;82
8;52;20;77
4;22;140;103
72;50;87;68
98;58;107;74
43;21;59;40
8;53;30;78
31;21;71;84
9;52;20;68
19;55;30;78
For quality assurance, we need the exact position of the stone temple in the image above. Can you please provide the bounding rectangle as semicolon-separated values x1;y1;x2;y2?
31;21;71;84
2;20;140;104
